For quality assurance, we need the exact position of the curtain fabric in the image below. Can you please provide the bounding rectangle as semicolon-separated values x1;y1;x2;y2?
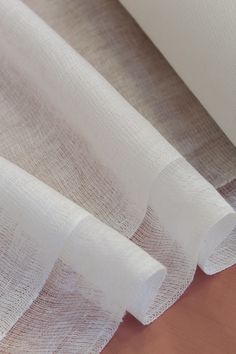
0;0;235;352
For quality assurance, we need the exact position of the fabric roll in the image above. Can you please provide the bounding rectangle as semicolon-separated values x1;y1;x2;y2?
120;0;236;147
0;156;88;338
151;158;236;275
1;0;234;279
0;0;236;352
0;157;166;334
63;217;166;322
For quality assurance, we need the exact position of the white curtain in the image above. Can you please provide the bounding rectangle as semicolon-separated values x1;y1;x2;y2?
0;0;235;352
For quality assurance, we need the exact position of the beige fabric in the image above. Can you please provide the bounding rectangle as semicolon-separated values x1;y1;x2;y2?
0;1;235;353
24;0;236;188
120;0;236;147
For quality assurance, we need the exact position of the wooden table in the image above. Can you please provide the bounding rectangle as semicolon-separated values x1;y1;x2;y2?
104;266;236;354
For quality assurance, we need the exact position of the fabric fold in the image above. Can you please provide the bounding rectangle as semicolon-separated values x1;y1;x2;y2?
0;157;166;333
1;0;234;280
0;0;236;352
0;156;88;338
150;158;236;274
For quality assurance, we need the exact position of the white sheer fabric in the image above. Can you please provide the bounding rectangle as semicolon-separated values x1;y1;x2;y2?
0;0;235;352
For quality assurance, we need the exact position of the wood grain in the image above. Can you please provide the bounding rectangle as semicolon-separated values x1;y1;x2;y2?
103;266;236;354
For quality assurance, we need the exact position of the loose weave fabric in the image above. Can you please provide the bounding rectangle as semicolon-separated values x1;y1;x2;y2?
0;0;235;353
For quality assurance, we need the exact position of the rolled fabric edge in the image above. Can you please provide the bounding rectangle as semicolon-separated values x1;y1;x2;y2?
0;156;167;324
198;212;236;275
61;215;167;323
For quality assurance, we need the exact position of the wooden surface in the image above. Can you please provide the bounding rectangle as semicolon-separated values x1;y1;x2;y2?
103;266;236;354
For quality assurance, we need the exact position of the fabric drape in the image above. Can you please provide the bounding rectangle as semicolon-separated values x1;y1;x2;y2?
0;0;235;352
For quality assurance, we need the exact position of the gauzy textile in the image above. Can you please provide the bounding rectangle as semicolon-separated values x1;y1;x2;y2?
0;0;235;352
